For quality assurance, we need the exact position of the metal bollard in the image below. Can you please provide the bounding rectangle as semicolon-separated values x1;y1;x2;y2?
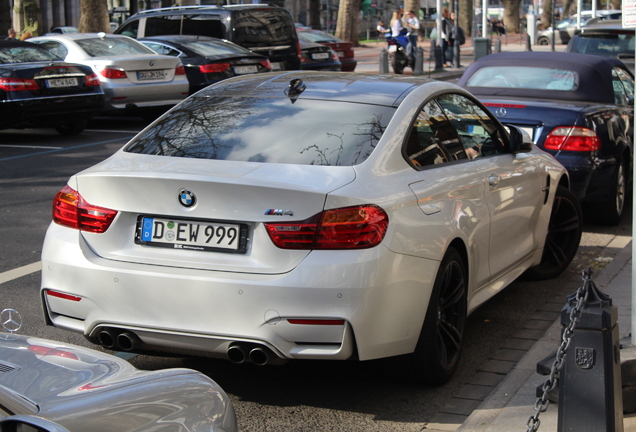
557;272;623;432
413;47;424;76
526;33;532;51
434;44;443;72
379;49;389;74
494;38;501;53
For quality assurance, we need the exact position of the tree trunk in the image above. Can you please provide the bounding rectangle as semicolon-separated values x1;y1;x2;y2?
501;0;521;34
459;0;472;36
308;0;321;30
78;0;110;33
540;0;552;29
335;0;360;46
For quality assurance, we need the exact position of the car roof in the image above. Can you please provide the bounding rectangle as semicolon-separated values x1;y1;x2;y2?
32;33;133;41
130;4;283;17
579;18;627;30
139;35;219;42
458;51;628;104
195;71;448;107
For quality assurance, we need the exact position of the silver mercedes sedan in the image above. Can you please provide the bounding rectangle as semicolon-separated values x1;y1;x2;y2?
29;33;189;116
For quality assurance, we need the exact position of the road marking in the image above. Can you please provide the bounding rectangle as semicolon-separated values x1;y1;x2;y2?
0;145;62;149
0;262;42;285
0;136;134;162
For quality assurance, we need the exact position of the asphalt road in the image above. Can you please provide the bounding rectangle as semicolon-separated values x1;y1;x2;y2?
0;115;631;432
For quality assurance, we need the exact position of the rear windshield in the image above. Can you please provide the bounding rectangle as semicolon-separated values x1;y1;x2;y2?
76;37;155;56
233;10;296;46
569;32;635;59
125;96;394;166
182;39;252;56
465;66;579;91
0;45;58;63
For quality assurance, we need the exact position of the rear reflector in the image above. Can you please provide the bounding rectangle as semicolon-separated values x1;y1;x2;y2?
288;319;345;325
544;126;601;151
52;185;118;233
265;205;388;250
46;290;82;302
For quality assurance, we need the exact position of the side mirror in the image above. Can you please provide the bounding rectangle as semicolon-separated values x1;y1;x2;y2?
0;415;71;432
506;125;533;153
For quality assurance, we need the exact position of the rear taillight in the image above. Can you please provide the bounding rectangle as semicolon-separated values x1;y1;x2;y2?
331;50;339;61
199;63;230;73
99;67;127;79
175;65;186;75
544;126;601;151
85;73;101;86
297;41;302;60
0;78;39;91
265;205;388;250
52;185;117;233
260;59;272;70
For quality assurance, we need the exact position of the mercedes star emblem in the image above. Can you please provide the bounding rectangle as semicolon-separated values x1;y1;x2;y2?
494;107;507;117
1;309;22;333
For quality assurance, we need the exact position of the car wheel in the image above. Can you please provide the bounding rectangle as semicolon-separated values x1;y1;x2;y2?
399;247;467;385
523;186;582;281
597;160;627;226
55;120;87;136
391;53;406;74
537;37;549;45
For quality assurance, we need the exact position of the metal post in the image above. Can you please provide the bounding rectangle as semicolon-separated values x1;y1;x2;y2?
526;33;532;51
434;43;443;71
413;46;424;75
557;274;624;432
379;49;389;74
493;38;501;53
453;0;460;68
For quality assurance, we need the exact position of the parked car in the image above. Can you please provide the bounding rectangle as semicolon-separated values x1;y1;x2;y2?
567;19;635;72
536;10;621;45
28;33;189;118
41;72;582;385
115;5;301;71
299;38;341;70
139;35;271;94
0;40;104;135
297;29;356;71
458;51;633;225
0;332;237;431
46;26;78;35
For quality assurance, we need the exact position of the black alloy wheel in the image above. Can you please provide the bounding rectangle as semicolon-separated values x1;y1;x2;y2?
523;186;582;281
399;247;467;385
55;119;87;136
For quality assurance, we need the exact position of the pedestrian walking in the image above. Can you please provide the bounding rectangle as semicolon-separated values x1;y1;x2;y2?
441;7;454;66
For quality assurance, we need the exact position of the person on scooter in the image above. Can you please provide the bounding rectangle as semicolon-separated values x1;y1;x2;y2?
390;10;403;37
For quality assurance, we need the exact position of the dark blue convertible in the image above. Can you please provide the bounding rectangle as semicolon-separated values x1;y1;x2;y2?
458;51;633;225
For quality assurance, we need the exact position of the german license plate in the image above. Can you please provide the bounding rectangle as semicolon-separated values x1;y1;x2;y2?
137;216;242;252
46;77;78;88
312;52;329;60
337;51;344;58
233;65;258;75
270;62;282;71
137;70;166;80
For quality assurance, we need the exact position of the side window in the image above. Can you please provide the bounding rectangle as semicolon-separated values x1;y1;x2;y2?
405;99;466;168
437;93;507;158
145;16;182;37
118;20;139;38
182;15;226;38
33;40;68;59
612;69;629;105
616;68;634;102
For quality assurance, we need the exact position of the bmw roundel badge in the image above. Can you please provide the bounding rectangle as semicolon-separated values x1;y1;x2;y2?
178;190;196;208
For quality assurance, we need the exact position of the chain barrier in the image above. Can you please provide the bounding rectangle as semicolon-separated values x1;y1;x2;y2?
525;267;593;432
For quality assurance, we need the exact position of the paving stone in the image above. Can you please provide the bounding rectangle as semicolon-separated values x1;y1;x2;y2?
541;301;566;313
512;328;546;340
532;310;560;321
502;338;536;351
467;371;506;387
492;348;526;362
440;397;482;416
456;384;494;401
425;412;468;430
523;319;553;331
481;359;515;375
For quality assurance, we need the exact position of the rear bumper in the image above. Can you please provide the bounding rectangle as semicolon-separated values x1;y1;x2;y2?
556;154;619;203
101;79;188;111
41;222;437;362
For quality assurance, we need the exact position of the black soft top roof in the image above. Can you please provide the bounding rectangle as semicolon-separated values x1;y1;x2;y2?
458;51;631;104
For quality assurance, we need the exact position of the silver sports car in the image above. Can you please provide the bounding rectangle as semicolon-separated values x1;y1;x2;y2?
0;333;237;431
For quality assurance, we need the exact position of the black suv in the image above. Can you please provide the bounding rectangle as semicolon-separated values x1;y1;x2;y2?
567;19;635;72
115;5;301;71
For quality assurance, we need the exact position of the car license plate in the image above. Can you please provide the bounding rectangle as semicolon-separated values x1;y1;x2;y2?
270;62;283;71
137;70;166;81
312;52;329;60
337;51;344;58
136;216;245;253
233;65;258;75
46;77;78;88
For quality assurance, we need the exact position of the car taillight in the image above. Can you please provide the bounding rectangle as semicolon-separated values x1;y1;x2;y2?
300;52;312;63
0;78;39;91
297;41;302;60
260;59;272;70
85;73;101;86
99;67;127;79
52;185;118;233
544;126;601;151
175;65;186;75
265;205;388;250
331;50;339;61
199;63;230;73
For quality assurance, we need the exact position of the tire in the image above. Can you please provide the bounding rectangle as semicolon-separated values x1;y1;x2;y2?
596;160;627;226
537;37;549;46
391;52;406;74
55;119;87;136
398;247;467;385
523;186;582;281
